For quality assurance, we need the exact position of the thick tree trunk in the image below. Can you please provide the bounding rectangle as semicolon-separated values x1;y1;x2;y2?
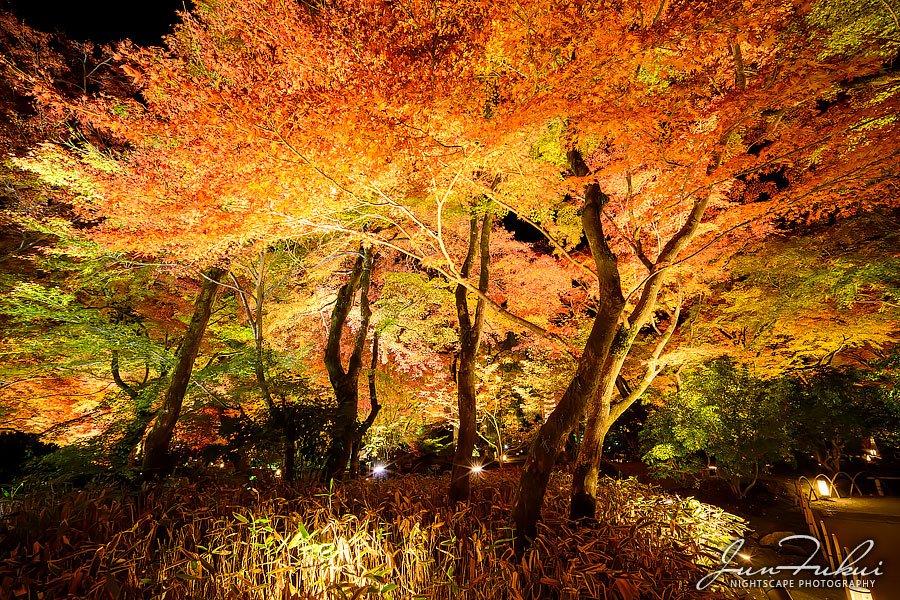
349;440;362;478
323;246;374;482
450;212;491;503
570;409;614;521
571;189;704;521
512;150;626;551
142;267;225;479
569;248;692;520
571;349;631;519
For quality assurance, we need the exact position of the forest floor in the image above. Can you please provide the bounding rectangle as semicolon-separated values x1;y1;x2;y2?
0;470;749;600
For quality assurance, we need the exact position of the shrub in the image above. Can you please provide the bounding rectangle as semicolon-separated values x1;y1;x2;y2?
0;471;745;599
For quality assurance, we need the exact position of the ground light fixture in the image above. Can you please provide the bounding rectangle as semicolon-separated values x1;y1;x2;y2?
816;478;831;497
847;585;873;600
471;464;484;474
372;463;387;476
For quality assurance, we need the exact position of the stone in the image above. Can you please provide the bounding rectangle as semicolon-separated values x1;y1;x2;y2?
759;531;798;548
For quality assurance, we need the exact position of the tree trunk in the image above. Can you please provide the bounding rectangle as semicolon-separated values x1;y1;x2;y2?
323;246;374;482
571;190;703;521
110;350;158;466
451;354;479;500
570;412;614;521
350;333;382;478
283;437;296;481
823;440;843;474
512;150;626;551
450;212;491;504
142;267;225;479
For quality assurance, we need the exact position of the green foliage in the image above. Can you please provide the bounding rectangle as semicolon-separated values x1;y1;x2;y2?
635;53;674;94
861;346;900;455
375;272;457;351
475;351;563;455
13;143;105;204
809;0;900;59
528;120;567;168
22;441;122;488
709;213;900;372
217;393;337;473
778;367;882;472
643;353;900;484
642;358;793;497
361;369;425;461
0;272;169;376
197;328;337;473
551;202;584;251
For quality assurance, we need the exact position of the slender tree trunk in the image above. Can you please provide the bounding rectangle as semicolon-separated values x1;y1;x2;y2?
450;212;491;503
512;150;626;551
284;438;296;480
110;350;157;466
323;246;374;482
143;267;225;479
232;252;302;478
451;352;479;500
350;333;382;478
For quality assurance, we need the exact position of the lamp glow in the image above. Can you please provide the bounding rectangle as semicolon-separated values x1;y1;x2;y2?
471;464;483;474
816;479;831;497
372;464;387;475
848;585;873;600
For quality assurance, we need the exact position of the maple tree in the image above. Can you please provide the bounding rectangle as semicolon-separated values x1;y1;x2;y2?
322;245;377;482
449;210;491;502
3;0;899;559
141;266;225;478
470;0;900;545
688;210;900;374
226;247;324;480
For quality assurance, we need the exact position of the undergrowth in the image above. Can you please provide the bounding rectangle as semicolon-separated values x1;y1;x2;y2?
0;471;746;599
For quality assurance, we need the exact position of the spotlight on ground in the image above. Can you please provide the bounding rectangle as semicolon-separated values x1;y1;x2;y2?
848;585;873;600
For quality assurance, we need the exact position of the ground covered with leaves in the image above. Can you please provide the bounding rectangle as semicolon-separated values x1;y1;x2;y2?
0;471;747;600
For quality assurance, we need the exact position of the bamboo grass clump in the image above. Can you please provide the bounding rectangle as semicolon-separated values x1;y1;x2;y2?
0;471;745;599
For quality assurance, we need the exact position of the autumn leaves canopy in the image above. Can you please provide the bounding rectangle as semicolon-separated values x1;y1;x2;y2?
10;0;900;546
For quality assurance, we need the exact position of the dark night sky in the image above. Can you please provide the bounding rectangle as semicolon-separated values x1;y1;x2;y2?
4;0;186;45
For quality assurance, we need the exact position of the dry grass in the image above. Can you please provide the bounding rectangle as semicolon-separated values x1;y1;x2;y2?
0;470;745;600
